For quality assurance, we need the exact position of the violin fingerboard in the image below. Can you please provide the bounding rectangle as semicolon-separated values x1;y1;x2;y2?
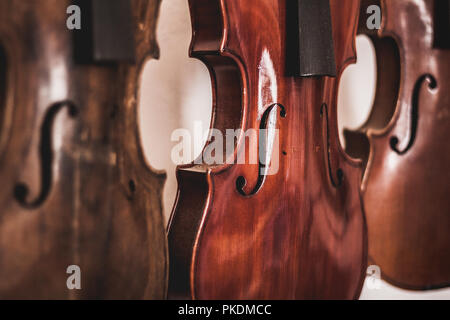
434;0;450;49
286;0;337;77
73;0;135;64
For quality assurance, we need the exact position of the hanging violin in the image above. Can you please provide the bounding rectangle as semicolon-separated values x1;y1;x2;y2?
345;0;450;289
0;0;167;298
168;0;367;299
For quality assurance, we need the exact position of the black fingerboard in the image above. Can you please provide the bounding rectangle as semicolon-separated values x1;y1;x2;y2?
286;0;337;77
73;0;135;64
434;0;450;49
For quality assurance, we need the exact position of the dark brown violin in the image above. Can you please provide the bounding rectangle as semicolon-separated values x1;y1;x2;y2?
345;0;450;289
0;0;167;298
168;0;367;299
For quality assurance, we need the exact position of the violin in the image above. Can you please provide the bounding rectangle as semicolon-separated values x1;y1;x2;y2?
168;0;367;299
0;0;167;298
345;0;450;289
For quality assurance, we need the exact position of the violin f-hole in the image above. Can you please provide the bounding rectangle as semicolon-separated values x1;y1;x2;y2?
390;74;437;155
320;103;343;188
236;103;286;196
14;101;78;208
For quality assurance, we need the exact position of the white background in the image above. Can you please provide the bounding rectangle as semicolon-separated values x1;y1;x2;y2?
138;0;450;300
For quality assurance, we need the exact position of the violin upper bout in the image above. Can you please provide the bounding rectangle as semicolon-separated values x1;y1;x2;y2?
330;0;360;74
131;0;162;61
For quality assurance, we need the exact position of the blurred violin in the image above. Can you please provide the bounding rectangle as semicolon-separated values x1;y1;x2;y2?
345;0;450;289
168;0;367;299
0;0;167;298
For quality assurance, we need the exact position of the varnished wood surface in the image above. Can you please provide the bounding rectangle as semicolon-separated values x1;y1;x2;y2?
168;0;367;299
0;0;167;299
346;0;450;290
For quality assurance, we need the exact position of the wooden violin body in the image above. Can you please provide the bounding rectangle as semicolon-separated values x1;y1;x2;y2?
345;0;450;289
168;0;367;299
0;0;167;298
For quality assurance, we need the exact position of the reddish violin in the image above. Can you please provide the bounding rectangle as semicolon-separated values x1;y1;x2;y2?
345;0;450;290
168;0;367;299
0;0;167;298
